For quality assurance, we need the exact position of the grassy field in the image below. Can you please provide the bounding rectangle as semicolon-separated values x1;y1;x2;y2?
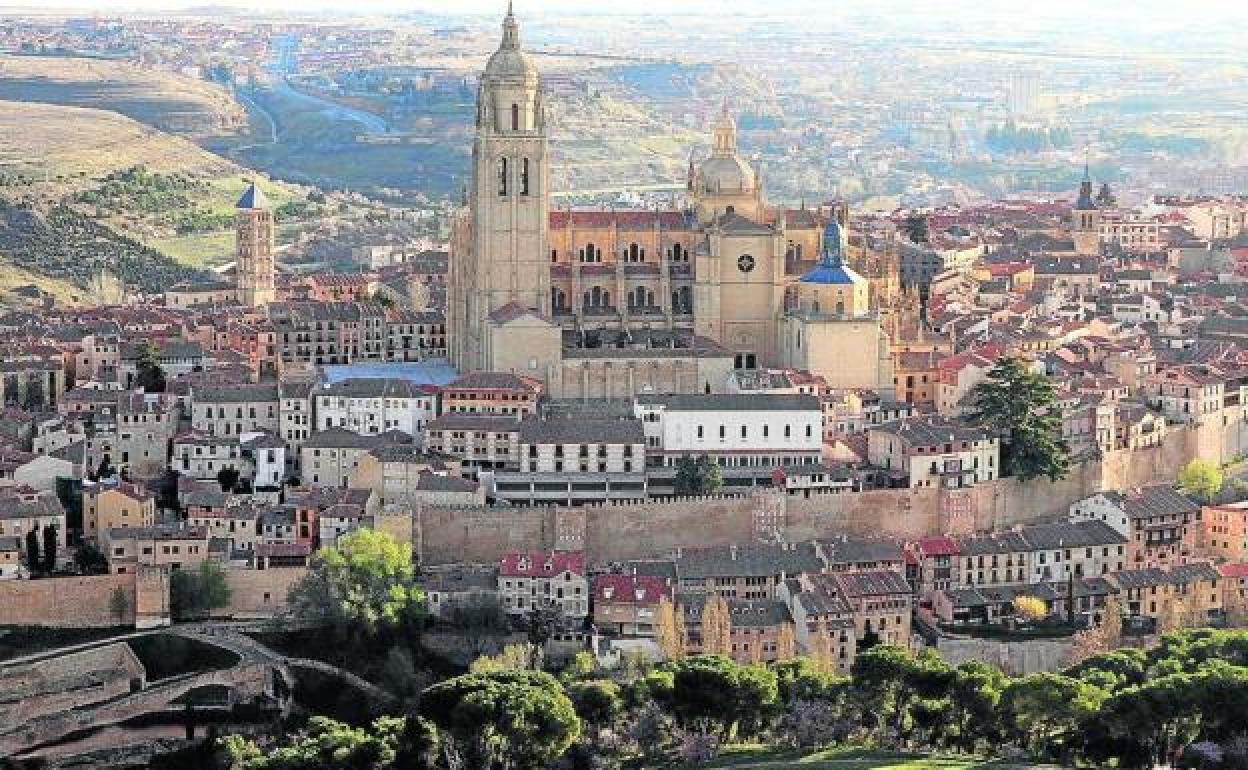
151;221;303;269
681;747;1062;770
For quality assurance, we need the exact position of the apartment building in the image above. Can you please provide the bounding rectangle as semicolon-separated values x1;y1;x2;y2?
313;377;435;439
867;417;999;489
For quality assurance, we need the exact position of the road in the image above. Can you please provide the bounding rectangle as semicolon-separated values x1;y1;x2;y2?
272;76;389;135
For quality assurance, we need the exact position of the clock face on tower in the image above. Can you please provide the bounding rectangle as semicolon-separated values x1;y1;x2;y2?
737;254;756;274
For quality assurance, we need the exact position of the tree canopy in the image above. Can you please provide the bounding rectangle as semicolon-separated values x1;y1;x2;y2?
967;356;1071;482
288;528;427;639
1178;459;1223;503
674;454;724;496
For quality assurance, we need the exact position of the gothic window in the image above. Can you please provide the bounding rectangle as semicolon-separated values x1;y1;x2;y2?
497;157;508;197
521;158;530;196
552;288;568;314
583;286;610;309
628;286;653;309
511;103;519;132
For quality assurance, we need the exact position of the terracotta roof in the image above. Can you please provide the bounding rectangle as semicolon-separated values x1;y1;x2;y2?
499;549;584;578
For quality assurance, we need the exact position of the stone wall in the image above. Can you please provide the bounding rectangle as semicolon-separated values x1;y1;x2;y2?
0;574;136;628
935;636;1073;675
221;567;307;618
414;417;1248;568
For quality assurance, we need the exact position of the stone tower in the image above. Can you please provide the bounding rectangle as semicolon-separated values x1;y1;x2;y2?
450;3;551;372
235;181;276;307
1071;163;1101;256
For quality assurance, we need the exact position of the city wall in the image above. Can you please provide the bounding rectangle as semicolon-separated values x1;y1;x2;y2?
220;567;307;618
415;418;1248;568
0;573;136;628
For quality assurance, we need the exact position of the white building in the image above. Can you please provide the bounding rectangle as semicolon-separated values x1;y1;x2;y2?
633;393;834;495
867;417;999;489
498;550;589;620
634;393;822;460
313;378;436;442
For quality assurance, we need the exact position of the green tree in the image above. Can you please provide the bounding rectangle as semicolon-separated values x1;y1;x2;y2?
41;524;58;573
948;661;1005;752
567;679;623;748
1178;459;1223;503
999;672;1104;760
74;541;110;574
134;341;167;393
25;529;40;576
109;586;130;625
169;561;233;620
288;528;427;640
222;715;407;770
650;655;778;739
903;212;929;244
216;466;241;493
967;356;1071;482
674;455;723;496
419;670;581;769
851;645;954;744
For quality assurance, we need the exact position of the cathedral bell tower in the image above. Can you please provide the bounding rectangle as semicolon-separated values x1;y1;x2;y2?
468;3;550;352
450;4;554;372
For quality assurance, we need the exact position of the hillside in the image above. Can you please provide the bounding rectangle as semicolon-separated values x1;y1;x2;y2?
0;98;316;297
0;54;245;139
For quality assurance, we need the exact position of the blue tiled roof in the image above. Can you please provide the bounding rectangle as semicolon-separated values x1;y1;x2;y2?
799;264;863;285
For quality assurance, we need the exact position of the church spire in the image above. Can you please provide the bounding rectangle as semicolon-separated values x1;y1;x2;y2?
501;1;520;50
820;220;846;268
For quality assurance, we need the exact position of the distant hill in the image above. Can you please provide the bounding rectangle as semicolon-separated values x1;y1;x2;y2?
0;54;245;140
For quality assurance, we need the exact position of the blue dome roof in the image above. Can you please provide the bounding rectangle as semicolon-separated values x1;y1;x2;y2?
798;217;863;284
799;263;864;285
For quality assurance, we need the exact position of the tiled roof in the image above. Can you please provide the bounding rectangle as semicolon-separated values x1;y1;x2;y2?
832;570;912;597
1106;486;1200;520
675;542;823;580
819;536;904;566
316;378;427;399
500;550;585;578
593;573;670;604
517;417;643;445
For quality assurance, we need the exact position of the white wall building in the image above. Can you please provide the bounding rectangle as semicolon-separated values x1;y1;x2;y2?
313;378;436;443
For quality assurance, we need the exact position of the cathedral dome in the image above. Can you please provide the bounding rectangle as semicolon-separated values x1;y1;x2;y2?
484;5;538;82
698;155;756;194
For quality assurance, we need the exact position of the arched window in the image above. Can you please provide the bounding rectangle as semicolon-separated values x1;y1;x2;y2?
497;157;508;197
520;158;530;196
511;103;519;132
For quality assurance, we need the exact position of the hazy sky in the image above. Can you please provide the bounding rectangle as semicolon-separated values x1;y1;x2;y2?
2;0;1246;18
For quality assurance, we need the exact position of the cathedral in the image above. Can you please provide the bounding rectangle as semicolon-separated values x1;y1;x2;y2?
448;7;894;399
